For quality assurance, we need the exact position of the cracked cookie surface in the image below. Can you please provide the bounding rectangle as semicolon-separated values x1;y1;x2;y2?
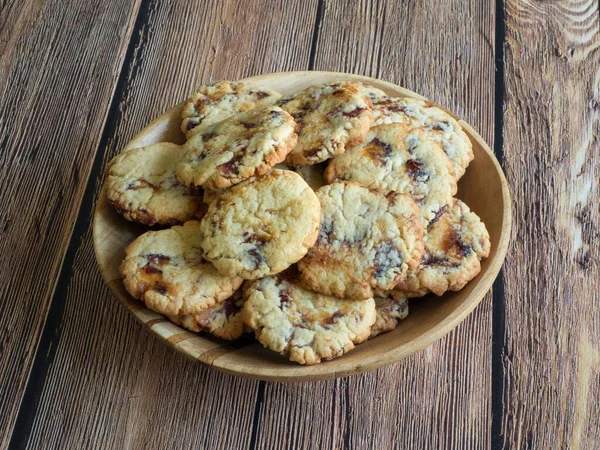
107;143;203;226
394;199;491;297
370;96;473;178
325;124;457;225
243;268;376;365
278;81;372;165
298;181;425;300
177;106;297;190
120;221;243;316
181;80;281;139
170;288;245;340
200;169;321;279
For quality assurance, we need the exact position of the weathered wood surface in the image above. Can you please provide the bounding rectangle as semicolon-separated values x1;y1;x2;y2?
0;0;141;446
500;1;600;449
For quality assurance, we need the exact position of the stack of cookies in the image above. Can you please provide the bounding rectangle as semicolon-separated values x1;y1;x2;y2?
107;80;491;365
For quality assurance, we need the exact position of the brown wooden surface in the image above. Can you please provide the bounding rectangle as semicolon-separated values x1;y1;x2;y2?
500;1;600;449
1;0;598;449
0;0;141;446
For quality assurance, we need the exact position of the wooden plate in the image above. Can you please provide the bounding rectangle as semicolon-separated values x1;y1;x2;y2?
93;71;511;381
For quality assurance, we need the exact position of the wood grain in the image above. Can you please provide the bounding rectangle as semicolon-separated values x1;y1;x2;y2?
0;0;141;445
20;1;319;448
500;1;600;448
253;0;497;448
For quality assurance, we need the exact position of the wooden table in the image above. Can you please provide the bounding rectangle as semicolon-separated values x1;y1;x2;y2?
1;0;599;448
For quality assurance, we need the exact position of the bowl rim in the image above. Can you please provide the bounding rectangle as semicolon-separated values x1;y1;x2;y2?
93;70;512;382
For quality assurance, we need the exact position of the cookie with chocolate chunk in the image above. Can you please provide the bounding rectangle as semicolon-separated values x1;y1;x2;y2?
106;143;203;226
177;106;297;190
120;221;242;316
371;96;473;178
298;181;425;300
325;124;457;225
170;289;245;340
200;169;321;279
181;80;281;139
278;81;373;165
394;199;491;297
369;294;409;338
243;268;376;365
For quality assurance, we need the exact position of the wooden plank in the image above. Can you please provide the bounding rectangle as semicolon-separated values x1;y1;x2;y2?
0;0;141;445
21;1;319;448
254;1;496;448
500;1;600;448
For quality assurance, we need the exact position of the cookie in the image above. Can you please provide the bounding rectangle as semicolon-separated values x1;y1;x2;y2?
394;199;491;296
169;289;245;340
106;143;203;226
325;124;457;224
243;268;377;365
371;96;473;178
181;80;281;139
369;294;409;338
298;181;425;300
120;221;243;316
176;106;297;190
200;169;321;279
278;81;373;165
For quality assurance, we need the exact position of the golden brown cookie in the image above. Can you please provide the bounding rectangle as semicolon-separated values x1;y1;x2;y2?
106;143;203;226
243;268;376;365
298;181;425;300
279;81;373;165
119;221;242;316
200;169;321;279
177;106;297;190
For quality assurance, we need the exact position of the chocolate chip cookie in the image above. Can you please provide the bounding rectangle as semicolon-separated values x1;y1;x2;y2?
243;268;376;365
176;106;297;190
278;81;373;165
298;181;425;300
120;221;243;316
200;169;321;279
106;143;203;226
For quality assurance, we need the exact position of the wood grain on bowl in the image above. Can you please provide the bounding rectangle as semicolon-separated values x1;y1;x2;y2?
93;72;511;381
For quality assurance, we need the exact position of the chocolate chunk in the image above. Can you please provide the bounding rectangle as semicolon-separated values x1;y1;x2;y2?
373;240;402;278
143;265;162;275
255;91;270;100
241;122;256;129
323;311;343;325
153;284;168;295
223;297;241;318
405;159;429;181
431;121;450;131
367;138;393;162
427;205;449;230
187;119;200;131
456;240;473;258
318;218;334;244
279;290;292;307
342;107;365;118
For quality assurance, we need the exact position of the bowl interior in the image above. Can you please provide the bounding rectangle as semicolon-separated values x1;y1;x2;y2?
93;71;511;381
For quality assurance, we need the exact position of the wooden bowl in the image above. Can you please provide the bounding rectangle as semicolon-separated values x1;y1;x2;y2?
93;71;511;381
